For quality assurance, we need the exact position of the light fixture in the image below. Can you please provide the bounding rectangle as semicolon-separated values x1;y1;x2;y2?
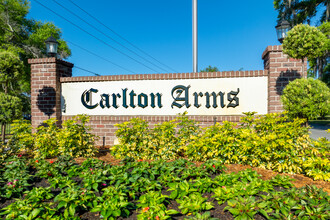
275;19;291;43
45;36;58;57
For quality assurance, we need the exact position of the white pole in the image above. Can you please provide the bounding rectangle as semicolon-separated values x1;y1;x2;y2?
193;0;198;73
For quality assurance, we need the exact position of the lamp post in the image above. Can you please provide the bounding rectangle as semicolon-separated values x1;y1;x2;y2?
45;36;58;57
275;19;291;43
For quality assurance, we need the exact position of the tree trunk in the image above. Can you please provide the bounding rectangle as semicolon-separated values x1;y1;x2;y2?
318;58;323;79
302;58;306;78
2;84;8;144
327;2;329;21
1;123;6;144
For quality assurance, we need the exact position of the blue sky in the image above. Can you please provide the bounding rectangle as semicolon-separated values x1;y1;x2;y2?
29;0;281;76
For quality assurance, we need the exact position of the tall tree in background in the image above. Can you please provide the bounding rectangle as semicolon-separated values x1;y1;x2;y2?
274;0;329;25
274;1;330;84
200;65;219;72
0;0;71;103
309;22;330;85
0;50;23;142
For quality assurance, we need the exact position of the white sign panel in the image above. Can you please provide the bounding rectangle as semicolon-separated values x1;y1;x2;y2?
61;77;268;116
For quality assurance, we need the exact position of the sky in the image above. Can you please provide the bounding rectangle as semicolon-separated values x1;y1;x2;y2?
28;0;282;77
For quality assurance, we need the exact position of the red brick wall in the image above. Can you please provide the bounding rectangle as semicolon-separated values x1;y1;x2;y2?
29;45;305;146
62;115;243;147
262;45;305;113
29;58;73;129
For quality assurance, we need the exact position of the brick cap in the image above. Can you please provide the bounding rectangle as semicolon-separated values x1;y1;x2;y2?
262;45;283;60
60;70;267;83
28;57;74;68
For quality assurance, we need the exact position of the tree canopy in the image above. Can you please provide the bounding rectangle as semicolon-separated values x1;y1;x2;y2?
0;0;71;94
0;50;23;94
200;65;219;72
274;0;329;25
283;24;328;78
308;22;330;85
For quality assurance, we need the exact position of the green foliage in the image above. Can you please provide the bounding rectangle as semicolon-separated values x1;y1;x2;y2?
1;156;31;199
283;24;328;77
0;93;22;124
274;0;329;25
34;118;59;158
283;24;328;59
6;119;33;155
187;113;310;173
0;50;24;94
177;193;214;215
6;115;97;158
112;112;330;181
224;196;259;219
282;78;330;120
0;0;71;58
57;115;97;158
112;113;201;160
0;0;71;94
316;22;330;86
91;186;133;219
0;156;329;219
200;65;219;72
136;191;179;219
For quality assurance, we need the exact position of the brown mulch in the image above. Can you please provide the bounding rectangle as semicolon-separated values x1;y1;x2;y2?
71;150;330;195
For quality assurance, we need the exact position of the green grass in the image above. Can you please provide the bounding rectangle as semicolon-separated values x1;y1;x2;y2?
309;115;330;126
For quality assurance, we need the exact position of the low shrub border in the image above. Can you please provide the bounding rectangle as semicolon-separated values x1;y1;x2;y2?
113;112;330;182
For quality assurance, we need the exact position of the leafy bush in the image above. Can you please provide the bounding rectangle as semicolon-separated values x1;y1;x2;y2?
112;113;201;160
283;24;328;78
281;78;330;121
7;119;34;152
187;113;312;174
57;115;96;158
34;119;59;158
112;112;330;181
1;119;32;160
6;115;97;158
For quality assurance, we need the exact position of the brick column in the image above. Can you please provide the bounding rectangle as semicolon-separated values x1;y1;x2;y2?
262;45;306;113
29;58;73;129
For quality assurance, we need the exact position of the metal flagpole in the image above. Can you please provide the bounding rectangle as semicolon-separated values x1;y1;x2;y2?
193;0;198;73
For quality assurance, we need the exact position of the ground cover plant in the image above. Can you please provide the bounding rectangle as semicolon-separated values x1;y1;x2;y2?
0;156;329;219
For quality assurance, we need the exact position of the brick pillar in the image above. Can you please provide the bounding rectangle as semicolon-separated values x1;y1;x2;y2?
262;45;306;113
29;58;73;129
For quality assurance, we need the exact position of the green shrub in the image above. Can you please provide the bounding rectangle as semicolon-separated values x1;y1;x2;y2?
2;120;33;160
57;115;97;158
112;118;151;159
6;115;97;158
187;113;313;174
8;120;34;151
281;78;330;121
112;113;201;160
112;112;330;181
34;118;59;158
